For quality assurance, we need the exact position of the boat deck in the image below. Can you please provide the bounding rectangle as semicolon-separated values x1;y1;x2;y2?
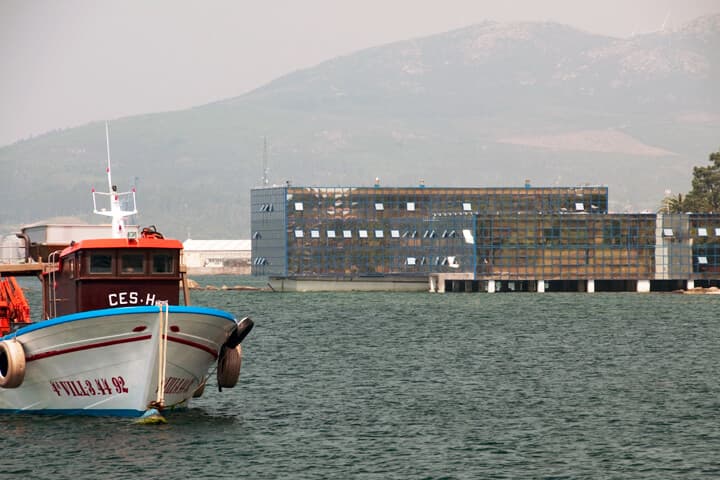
0;263;53;277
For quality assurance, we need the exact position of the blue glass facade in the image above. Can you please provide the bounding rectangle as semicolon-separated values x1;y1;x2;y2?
251;186;720;282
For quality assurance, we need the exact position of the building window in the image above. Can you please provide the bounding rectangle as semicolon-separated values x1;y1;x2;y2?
391;230;400;238
462;202;472;211
698;228;708;237
603;221;622;244
327;230;336;238
544;227;561;243
294;230;304;238
406;257;416;265
294;202;304;211
375;203;384;211
407;202;415;211
343;230;352;238
359;230;368;238
462;229;474;244
311;230;320;238
375;230;384;238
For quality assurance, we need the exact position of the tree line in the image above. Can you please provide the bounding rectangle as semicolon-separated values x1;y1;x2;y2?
661;150;720;213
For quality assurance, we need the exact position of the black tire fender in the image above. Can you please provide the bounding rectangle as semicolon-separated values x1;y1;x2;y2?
217;344;242;389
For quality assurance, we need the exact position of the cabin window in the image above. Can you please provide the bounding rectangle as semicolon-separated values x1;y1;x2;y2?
89;253;113;274
62;257;75;278
152;253;174;274
121;253;145;274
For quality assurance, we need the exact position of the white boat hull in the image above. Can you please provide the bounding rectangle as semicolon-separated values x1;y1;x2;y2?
0;305;238;416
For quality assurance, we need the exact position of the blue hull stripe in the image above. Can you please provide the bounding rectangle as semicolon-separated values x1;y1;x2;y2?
2;305;237;340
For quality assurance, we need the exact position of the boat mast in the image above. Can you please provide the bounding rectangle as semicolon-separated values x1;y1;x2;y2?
92;122;138;238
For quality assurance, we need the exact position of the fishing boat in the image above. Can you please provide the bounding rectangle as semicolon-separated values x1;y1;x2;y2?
0;126;253;417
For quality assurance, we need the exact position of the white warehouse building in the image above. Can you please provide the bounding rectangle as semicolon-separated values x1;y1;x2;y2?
182;239;251;275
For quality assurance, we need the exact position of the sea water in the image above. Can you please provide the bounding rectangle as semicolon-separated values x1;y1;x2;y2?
3;276;720;479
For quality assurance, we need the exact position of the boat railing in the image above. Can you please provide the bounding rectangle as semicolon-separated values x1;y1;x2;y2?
92;189;137;216
47;250;60;319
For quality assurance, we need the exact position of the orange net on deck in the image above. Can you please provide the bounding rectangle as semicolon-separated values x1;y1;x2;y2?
0;277;31;336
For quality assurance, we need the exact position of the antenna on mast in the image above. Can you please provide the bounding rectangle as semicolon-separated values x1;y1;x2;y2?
661;11;671;31
105;121;113;193
262;136;269;186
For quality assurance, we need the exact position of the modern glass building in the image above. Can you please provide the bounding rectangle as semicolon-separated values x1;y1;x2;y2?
251;185;720;291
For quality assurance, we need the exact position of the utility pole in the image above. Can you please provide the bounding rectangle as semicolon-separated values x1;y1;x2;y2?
262;136;269;187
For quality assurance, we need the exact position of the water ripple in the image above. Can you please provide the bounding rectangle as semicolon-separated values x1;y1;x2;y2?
4;281;720;478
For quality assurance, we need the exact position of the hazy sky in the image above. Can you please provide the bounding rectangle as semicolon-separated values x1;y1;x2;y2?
1;0;718;147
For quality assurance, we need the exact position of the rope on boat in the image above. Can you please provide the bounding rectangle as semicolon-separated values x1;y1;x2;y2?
136;302;170;425
157;301;169;407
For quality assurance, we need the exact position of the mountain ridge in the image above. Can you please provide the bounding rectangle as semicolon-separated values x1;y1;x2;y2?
2;14;719;239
